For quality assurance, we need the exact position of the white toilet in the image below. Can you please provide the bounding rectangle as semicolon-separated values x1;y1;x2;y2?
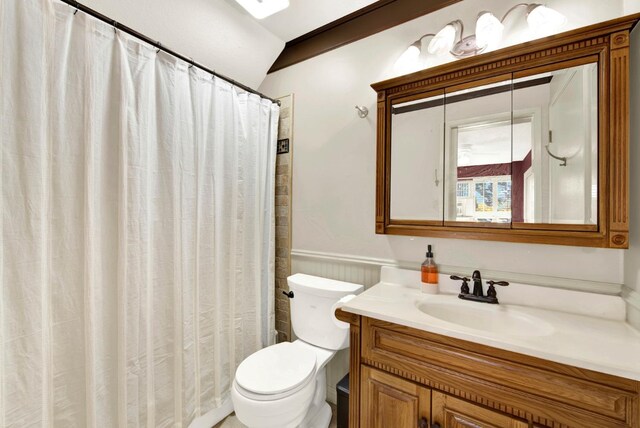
231;273;364;428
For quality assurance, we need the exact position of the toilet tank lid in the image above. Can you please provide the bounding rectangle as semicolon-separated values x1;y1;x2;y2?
287;273;364;298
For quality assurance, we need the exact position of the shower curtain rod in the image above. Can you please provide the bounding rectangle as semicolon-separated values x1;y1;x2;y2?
59;0;281;105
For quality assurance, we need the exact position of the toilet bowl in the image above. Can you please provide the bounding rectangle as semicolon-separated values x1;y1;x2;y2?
231;274;364;428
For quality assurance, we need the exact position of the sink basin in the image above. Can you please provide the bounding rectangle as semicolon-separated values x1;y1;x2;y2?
416;298;554;337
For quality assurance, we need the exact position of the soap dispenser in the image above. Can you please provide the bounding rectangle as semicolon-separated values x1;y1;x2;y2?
421;245;439;294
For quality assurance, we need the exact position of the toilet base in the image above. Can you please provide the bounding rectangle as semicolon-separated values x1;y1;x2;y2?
298;367;331;428
299;401;331;428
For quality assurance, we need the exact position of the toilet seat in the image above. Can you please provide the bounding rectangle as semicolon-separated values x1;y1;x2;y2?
235;342;317;401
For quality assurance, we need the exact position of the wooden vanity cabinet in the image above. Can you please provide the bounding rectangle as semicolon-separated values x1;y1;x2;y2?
361;366;430;428
336;310;640;428
362;365;528;428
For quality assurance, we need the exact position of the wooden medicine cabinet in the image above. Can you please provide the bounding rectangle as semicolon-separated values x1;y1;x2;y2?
372;15;639;248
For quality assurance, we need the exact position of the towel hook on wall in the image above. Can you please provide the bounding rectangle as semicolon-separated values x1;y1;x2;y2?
355;105;369;118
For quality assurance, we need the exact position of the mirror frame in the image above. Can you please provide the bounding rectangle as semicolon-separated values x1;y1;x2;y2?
372;14;640;248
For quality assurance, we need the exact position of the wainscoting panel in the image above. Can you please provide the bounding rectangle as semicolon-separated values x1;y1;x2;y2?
291;252;383;290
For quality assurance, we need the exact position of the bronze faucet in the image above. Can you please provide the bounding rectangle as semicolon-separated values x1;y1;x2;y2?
450;270;509;304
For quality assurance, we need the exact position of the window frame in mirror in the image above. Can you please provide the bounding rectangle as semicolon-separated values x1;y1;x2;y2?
442;75;514;229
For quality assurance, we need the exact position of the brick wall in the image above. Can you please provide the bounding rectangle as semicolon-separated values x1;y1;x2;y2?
275;94;293;343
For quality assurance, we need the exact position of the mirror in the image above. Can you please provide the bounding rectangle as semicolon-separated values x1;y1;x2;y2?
374;18;632;248
388;62;598;228
390;93;444;221
513;63;598;225
444;79;513;225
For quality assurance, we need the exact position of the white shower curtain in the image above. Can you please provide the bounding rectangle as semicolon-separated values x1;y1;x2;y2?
0;0;278;426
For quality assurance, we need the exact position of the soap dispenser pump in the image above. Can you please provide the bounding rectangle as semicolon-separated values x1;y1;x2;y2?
421;245;439;294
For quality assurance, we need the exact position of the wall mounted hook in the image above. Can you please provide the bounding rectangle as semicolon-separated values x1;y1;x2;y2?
355;105;369;118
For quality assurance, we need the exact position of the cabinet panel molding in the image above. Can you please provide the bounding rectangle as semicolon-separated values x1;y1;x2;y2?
361;366;430;428
432;391;528;428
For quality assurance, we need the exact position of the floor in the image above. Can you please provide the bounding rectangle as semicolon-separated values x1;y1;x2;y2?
214;403;338;428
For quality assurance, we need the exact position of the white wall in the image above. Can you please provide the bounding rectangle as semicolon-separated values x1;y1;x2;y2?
625;25;640;329
259;0;631;287
625;0;640;14
82;0;284;88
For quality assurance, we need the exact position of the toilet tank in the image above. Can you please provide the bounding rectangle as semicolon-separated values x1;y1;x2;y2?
287;274;364;350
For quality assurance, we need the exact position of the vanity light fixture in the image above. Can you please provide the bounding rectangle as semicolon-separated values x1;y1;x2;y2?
396;3;566;67
428;21;463;55
396;33;435;71
234;0;289;19
475;12;504;49
526;4;568;36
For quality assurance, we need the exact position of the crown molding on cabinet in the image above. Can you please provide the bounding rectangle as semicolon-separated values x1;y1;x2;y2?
267;0;462;73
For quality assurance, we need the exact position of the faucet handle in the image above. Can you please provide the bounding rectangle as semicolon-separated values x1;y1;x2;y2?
450;275;470;294
486;280;508;300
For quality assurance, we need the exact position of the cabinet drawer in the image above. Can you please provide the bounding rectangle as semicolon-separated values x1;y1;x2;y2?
362;317;639;428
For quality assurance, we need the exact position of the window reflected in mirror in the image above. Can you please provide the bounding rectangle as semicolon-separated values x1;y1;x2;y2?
444;79;513;225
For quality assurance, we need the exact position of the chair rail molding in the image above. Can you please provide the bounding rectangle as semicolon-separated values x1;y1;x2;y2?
291;249;623;295
623;286;640;311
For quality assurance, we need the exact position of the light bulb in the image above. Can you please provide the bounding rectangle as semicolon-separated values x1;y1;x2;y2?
428;24;457;55
475;12;504;48
527;5;567;36
394;42;421;73
401;43;421;61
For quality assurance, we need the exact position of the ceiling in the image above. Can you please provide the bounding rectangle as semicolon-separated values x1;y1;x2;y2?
81;0;384;92
229;0;380;42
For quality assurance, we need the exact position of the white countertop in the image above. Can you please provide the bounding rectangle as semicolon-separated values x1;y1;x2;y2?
341;267;640;381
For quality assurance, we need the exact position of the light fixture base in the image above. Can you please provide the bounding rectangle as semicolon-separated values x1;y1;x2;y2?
451;35;486;58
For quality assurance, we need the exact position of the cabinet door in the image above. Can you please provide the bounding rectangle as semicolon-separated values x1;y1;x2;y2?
361;366;430;428
432;392;528;428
